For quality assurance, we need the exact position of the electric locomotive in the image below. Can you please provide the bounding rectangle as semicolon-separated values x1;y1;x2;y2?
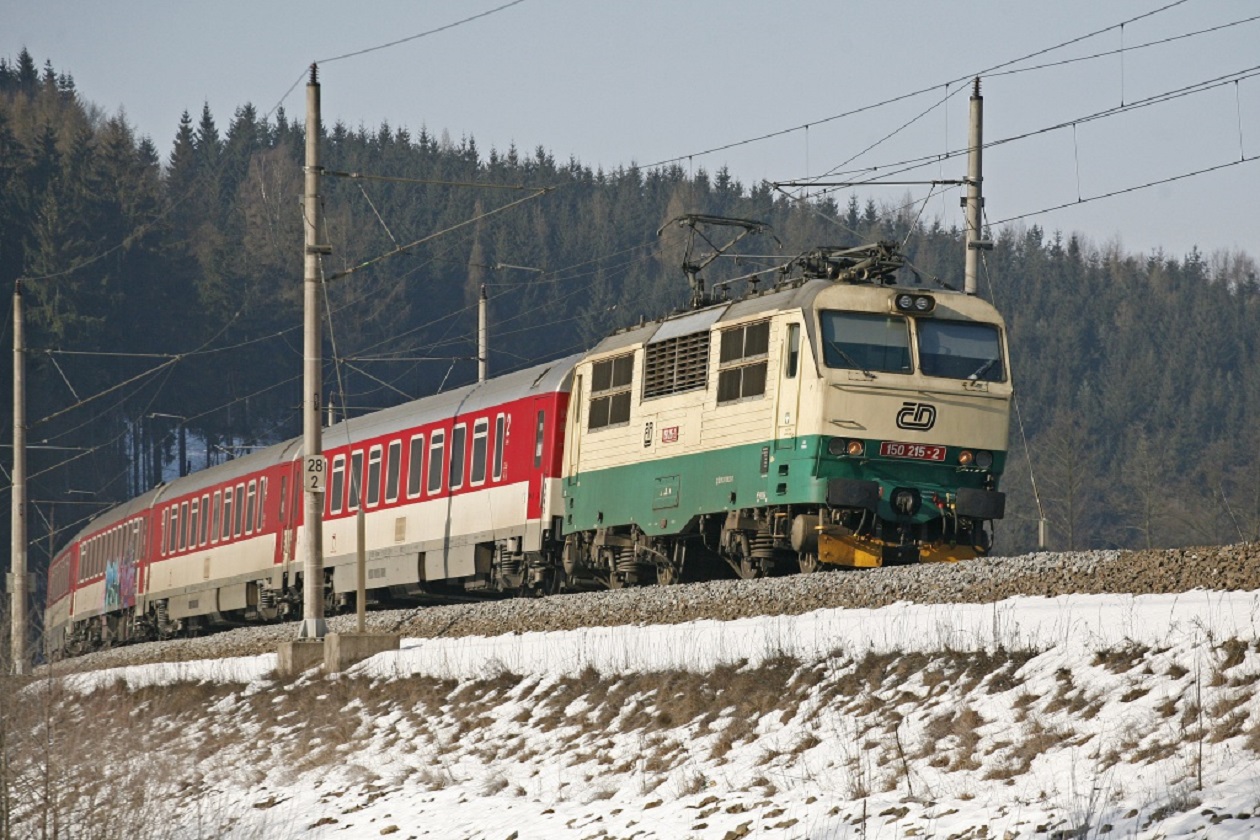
558;237;1010;586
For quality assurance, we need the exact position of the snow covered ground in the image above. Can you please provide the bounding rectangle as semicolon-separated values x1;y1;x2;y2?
44;589;1260;838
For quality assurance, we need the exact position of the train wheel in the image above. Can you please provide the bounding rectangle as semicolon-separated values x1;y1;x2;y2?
657;563;681;585
798;552;821;574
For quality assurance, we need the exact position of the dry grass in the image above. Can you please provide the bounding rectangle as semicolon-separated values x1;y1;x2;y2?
984;716;1068;780
16;624;1250;835
1093;641;1152;674
1218;638;1249;671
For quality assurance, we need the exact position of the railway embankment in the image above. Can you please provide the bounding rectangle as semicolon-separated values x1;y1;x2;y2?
13;543;1260;838
50;543;1260;673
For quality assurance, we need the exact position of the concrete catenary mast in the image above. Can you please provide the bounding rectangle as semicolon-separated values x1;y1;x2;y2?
9;280;28;675
478;284;488;383
299;64;329;640
964;77;991;295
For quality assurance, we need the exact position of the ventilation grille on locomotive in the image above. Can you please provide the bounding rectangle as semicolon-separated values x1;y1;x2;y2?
643;331;711;399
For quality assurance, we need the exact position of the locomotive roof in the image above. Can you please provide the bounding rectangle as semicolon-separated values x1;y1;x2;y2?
60;354;582;550
585;279;1004;358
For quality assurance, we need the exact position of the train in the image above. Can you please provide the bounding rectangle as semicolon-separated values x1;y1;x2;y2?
44;232;1011;658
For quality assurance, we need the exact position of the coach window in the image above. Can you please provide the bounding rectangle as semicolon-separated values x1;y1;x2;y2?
367;446;383;507
717;320;770;405
349;451;364;511
222;488;234;541
211;491;222;544
386;440;402;504
245;481;257;535
190;499;200;548
492;414;506;481
179;501;190;552
200;494;210;545
168;507;178;554
449;424;467;491
330;455;346;515
427;431;445;495
257;478;267;531
470;419;489;486
588;353;633;430
234;483;246;537
278;476;288;526
407;435;424;499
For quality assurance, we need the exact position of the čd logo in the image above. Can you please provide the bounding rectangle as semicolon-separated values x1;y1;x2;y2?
896;402;937;431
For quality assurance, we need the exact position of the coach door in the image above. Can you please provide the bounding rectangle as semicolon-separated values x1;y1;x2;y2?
775;322;803;451
529;397;550;519
275;465;300;568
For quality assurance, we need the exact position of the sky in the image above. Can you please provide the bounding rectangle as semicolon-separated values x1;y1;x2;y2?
4;0;1258;262
54;587;1260;838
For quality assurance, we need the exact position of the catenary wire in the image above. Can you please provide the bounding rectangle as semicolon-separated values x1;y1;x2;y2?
641;0;1200;171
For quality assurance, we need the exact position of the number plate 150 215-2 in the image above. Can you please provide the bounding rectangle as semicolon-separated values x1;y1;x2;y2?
878;441;946;461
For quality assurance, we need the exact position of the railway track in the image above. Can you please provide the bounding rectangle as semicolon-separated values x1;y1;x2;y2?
42;543;1260;675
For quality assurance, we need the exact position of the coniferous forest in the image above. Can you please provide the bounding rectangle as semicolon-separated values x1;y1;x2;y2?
2;50;1259;591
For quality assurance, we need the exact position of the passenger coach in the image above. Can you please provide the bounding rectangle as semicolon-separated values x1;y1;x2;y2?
46;356;578;655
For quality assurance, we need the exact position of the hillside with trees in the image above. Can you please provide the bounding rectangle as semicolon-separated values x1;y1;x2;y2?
1;49;1258;586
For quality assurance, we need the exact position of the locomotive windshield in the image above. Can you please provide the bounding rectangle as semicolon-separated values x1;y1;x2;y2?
917;320;1004;382
820;311;912;374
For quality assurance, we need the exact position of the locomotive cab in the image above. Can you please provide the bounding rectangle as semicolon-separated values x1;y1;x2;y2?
801;283;1011;568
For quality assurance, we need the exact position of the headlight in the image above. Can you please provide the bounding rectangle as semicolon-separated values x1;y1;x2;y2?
958;450;974;466
893;293;936;315
976;450;994;469
827;438;864;457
